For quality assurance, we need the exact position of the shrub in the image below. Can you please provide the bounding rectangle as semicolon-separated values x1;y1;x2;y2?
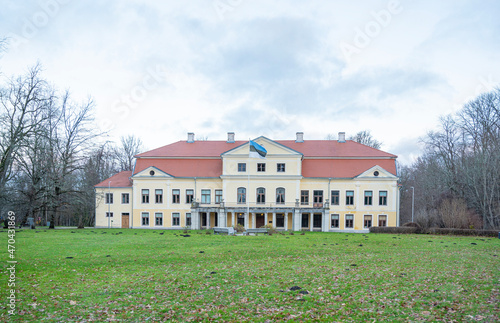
369;226;418;234
260;224;277;234
233;224;245;233
402;222;420;228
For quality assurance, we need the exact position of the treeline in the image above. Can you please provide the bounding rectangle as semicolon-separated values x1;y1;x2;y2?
400;88;500;230
0;65;143;228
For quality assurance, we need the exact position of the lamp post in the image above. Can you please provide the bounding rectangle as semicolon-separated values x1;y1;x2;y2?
411;186;415;223
108;181;111;229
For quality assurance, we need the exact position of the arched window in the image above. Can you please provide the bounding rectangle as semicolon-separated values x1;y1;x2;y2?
256;187;266;204
276;187;285;204
237;187;246;204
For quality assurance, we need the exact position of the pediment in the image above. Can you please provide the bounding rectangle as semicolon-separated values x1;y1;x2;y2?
222;136;303;157
355;165;397;179
132;166;173;178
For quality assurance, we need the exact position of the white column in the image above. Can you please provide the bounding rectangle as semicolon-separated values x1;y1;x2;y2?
294;209;301;231
206;212;210;229
284;212;289;231
191;210;199;229
252;213;256;229
322;210;328;232
309;213;313;231
264;213;268;226
272;212;276;228
245;212;249;229
231;212;235;228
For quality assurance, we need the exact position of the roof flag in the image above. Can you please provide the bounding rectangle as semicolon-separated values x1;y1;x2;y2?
249;140;267;159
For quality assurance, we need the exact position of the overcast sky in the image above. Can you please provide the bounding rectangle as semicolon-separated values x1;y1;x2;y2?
1;0;499;165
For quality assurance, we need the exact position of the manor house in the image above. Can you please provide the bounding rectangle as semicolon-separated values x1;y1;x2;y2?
95;132;400;232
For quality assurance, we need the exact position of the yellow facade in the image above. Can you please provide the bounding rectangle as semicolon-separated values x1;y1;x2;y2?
95;135;400;232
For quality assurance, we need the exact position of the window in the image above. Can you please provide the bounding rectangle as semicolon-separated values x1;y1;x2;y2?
313;190;323;206
276;214;284;227
172;213;180;226
379;191;388;206
237;187;246;204
364;191;373;205
256;187;266;204
142;189;149;204
331;190;339;205
201;190;211;204
238;163;246;172
105;193;113;204
186;189;194;204
257;163;266;172
186;213;191;226
276;188;285;204
331;214;339;228
379;215;387;227
121;193;129;204
105;212;113;218
364;215;372;228
141;212;149;226
172;189;180;204
215;190;223;203
155;189;163;204
277;163;285;172
301;213;309;228
301;190;309;205
155;212;163;226
345;214;354;228
346;191;354;205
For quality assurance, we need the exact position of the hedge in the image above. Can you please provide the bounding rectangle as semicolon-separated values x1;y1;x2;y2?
369;226;498;237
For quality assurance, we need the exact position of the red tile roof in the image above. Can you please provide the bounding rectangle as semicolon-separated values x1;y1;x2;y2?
95;171;132;188
130;138;398;178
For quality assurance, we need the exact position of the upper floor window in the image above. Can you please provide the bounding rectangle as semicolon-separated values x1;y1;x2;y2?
313;190;323;206
215;190;223;203
256;187;266;204
105;193;113;204
331;190;339;205
238;163;246;172
237;187;246;204
346;190;354;205
379;191;388;205
186;189;194;204
201;189;211;204
277;163;285;172
105;212;113;218
257;163;266;172
172;189;180;204
121;193;129;204
364;191;373;205
276;188;285;204
301;190;309;205
155;189;163;204
141;189;149;204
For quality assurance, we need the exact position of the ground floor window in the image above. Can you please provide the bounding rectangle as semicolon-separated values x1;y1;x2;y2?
214;212;218;227
364;215;372;228
141;212;149;226
237;213;245;226
276;214;284;227
345;214;354;228
313;213;322;228
172;213;180;226
186;213;191;227
155;212;163;226
201;212;207;226
379;215;387;227
331;214;339;228
301;213;309;228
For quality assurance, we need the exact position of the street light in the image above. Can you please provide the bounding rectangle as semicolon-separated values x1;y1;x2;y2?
411;186;415;223
108;181;111;229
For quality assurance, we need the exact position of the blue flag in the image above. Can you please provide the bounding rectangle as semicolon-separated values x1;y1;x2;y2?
249;140;267;159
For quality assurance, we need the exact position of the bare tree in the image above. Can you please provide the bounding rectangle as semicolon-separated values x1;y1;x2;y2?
115;135;143;172
349;130;382;149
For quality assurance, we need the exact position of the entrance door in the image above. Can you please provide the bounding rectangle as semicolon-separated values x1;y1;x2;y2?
256;214;265;228
313;213;322;229
121;213;129;228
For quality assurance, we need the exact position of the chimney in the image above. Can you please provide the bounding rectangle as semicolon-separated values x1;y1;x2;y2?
295;132;304;143
227;132;235;143
187;132;195;143
338;132;346;143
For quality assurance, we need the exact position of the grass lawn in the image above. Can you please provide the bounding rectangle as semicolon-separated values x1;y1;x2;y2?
1;229;499;322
